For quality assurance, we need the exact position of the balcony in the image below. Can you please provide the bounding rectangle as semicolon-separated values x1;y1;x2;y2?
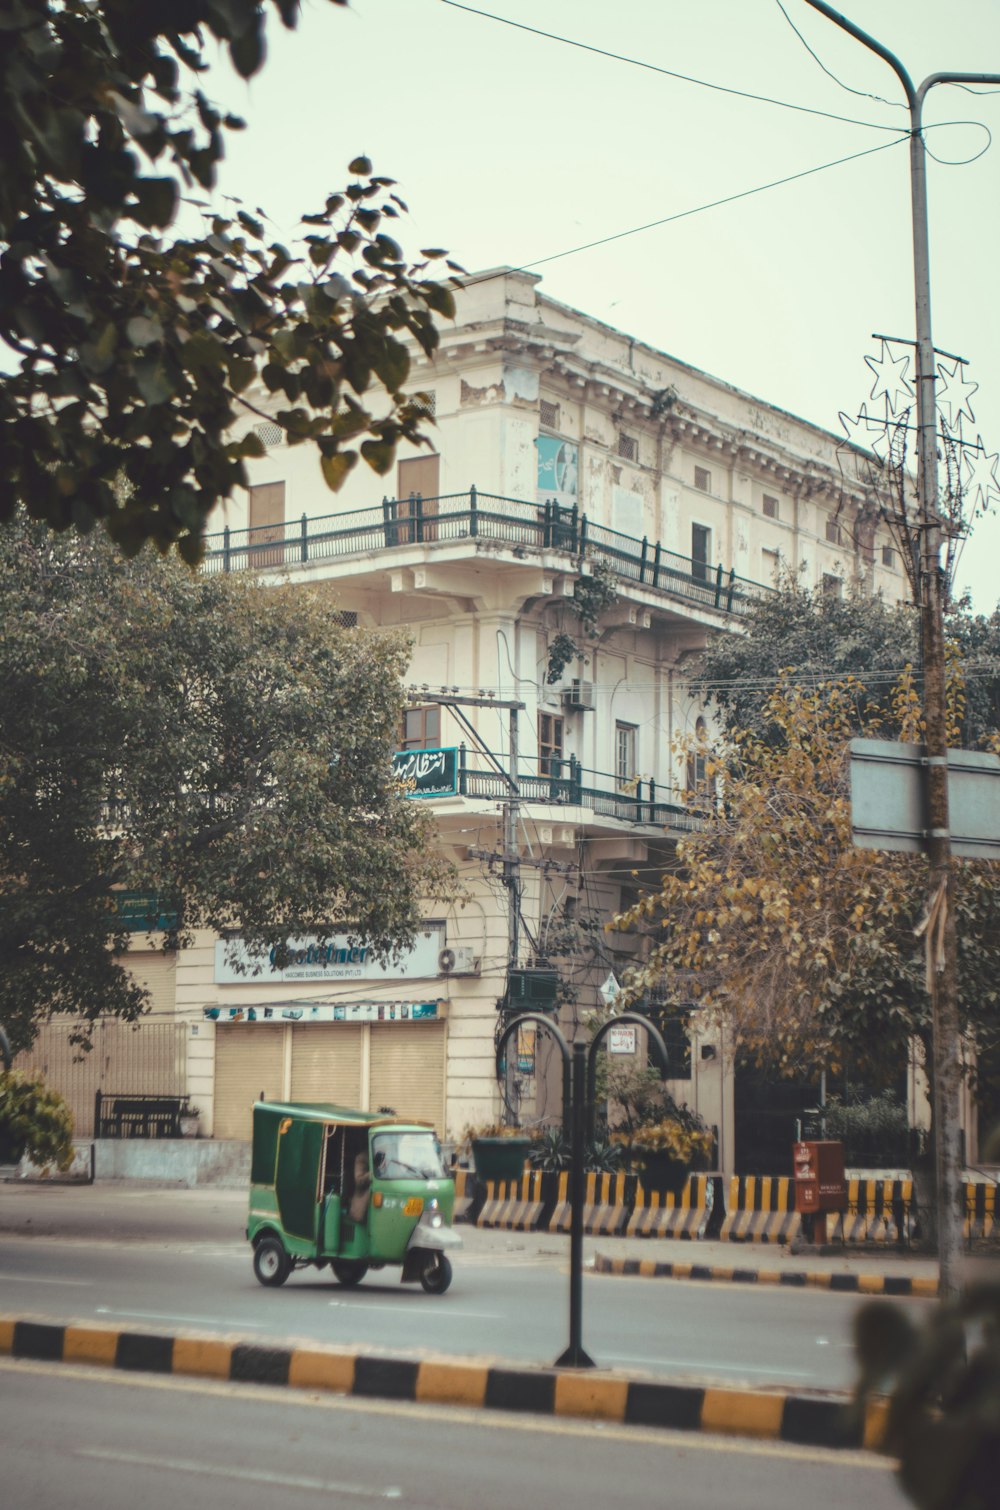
395;745;700;833
203;489;770;620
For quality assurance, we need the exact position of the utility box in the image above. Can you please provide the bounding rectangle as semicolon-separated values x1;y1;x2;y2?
793;1140;846;1214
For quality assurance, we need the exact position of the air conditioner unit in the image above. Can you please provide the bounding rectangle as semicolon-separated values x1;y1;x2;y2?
438;945;480;977
561;678;594;711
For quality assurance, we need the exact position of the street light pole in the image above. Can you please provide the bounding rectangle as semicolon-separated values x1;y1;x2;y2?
804;1;1000;1297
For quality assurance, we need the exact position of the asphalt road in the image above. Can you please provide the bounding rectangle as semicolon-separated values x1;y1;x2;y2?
0;1358;910;1510
0;1186;923;1389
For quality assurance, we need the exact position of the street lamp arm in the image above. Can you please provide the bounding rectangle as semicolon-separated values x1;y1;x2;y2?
918;72;1000;109
495;1012;571;1130
803;0;915;108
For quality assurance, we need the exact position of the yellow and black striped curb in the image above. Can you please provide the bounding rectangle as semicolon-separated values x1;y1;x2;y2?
0;1314;887;1452
593;1253;939;1297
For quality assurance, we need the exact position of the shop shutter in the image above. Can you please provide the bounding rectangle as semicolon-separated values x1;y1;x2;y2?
124;949;177;1017
290;1024;364;1106
14;1015;185;1137
368;1023;446;1134
214;1026;286;1141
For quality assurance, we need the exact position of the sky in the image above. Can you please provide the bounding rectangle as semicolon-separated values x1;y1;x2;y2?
205;0;1000;610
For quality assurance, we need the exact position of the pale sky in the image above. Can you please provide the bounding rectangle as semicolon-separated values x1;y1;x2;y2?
205;0;1000;611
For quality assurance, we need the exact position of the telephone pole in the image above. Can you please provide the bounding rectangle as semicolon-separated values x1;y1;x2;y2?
805;1;1000;1296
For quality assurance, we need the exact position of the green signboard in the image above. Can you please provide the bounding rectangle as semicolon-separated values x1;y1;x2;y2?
116;892;179;932
392;747;459;798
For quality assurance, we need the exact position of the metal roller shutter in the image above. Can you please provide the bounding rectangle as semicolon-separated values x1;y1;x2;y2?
214;1026;285;1142
368;1023;446;1134
290;1025;364;1105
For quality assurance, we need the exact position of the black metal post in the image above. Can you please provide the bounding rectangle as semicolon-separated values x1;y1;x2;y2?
555;1041;595;1369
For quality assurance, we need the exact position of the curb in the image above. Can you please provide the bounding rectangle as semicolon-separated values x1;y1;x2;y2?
0;1313;886;1453
592;1253;939;1297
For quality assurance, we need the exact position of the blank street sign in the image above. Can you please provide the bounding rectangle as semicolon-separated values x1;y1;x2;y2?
849;738;1000;859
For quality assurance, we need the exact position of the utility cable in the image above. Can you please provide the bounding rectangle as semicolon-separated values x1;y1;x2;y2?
438;0;907;133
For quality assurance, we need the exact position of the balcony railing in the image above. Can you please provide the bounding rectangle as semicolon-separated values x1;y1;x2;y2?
203;488;770;618
455;749;699;831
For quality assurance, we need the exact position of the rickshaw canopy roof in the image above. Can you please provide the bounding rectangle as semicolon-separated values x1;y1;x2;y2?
252;1101;431;1131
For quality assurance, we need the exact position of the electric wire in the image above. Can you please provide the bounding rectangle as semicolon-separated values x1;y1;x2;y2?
438;0;908;133
772;0;903;109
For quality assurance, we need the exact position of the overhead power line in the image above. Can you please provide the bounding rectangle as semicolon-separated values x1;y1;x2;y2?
438;0;907;133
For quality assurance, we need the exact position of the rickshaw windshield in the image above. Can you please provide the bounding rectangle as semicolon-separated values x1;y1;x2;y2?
371;1130;446;1181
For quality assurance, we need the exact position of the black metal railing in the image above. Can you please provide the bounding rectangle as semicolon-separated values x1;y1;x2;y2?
202;488;770;619
456;749;699;830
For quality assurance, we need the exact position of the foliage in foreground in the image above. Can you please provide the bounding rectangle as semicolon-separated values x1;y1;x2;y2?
0;518;452;1052
855;1282;1000;1510
0;2;458;559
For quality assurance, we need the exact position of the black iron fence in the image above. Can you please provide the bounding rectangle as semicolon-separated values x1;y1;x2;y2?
202;489;770;620
94;1091;193;1139
455;748;699;831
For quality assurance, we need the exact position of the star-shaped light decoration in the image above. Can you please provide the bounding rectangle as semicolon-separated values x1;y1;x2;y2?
836;403;887;484
865;341;913;417
936;358;978;431
962;434;1000;513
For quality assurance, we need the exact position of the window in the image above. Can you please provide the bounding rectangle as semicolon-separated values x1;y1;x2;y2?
617;431;638;462
540;398;561;429
539;713;564;778
411;391;436;418
686;716;716;807
252;420;283;448
825;517;842;545
762;547;780;582
762;493;779;519
401;705;440;751
615;722;637;791
882;544;896;568
691;523;711;583
248;481;286;566
694;465;711;493
822;573;842;599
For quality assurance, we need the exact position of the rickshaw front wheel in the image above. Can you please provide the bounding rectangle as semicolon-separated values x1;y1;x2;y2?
419;1254;453;1295
253;1235;291;1288
332;1258;368;1287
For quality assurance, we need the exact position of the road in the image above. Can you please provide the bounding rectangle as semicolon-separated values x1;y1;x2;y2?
0;1217;923;1390
0;1358;910;1510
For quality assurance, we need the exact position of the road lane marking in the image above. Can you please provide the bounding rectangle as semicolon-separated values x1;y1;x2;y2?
0;1272;93;1286
95;1306;264;1329
78;1448;402;1499
327;1301;501;1318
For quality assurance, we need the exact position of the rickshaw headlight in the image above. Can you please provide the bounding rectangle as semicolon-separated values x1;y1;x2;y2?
425;1197;442;1228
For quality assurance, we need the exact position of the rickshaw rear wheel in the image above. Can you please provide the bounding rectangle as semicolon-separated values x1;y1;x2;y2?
332;1258;368;1287
419;1254;453;1295
253;1235;291;1287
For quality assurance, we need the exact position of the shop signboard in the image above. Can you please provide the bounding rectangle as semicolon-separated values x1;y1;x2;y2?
536;434;578;509
392;747;459;798
214;925;444;984
205;1000;441;1025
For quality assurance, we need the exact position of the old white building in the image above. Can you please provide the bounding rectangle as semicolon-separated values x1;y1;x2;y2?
19;269;913;1173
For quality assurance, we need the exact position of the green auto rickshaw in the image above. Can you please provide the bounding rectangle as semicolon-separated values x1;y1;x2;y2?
247;1101;460;1295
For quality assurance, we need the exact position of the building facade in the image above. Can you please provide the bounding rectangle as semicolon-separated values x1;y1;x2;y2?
20;269;925;1172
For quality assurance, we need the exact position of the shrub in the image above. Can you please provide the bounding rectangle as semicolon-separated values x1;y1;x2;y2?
0;1071;74;1172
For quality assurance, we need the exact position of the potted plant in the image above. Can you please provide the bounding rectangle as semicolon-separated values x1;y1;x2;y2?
612;1108;713;1195
0;1071;74;1172
179;1104;201;1138
463;1121;533;1182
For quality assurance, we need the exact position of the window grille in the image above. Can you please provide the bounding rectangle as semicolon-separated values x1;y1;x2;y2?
617;431;638;462
762;494;779;519
411;391;436;417
540;399;560;429
694;465;711;492
252;421;284;448
882;544;896;568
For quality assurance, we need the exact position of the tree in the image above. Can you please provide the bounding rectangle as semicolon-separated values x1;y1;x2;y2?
0;516;451;1052
0;2;458;560
614;671;1000;1096
695;576;1000;751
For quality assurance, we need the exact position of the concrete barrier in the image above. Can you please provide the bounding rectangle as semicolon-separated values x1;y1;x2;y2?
964;1179;997;1241
476;1170;546;1231
719;1177;800;1245
827;1178;914;1244
549;1171;629;1236
626;1174;713;1239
